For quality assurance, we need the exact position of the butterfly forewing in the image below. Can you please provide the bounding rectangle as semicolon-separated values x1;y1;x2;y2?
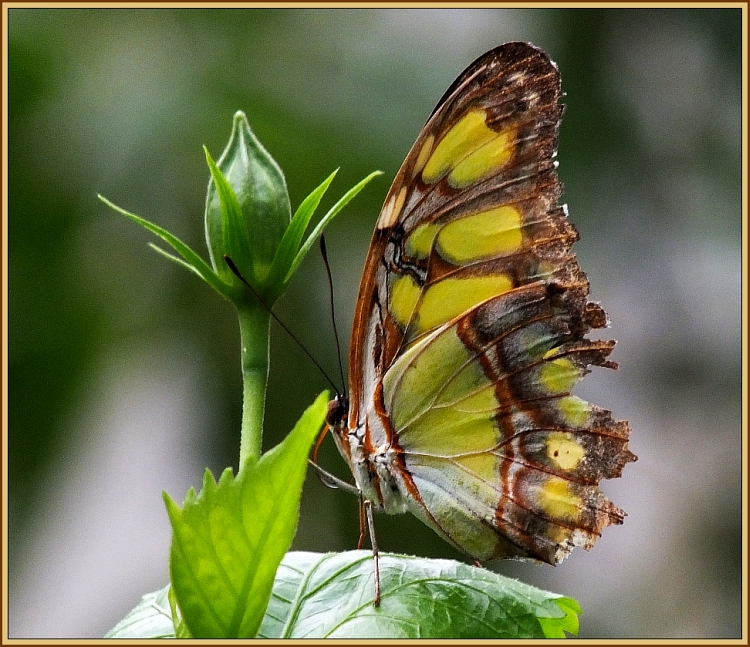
335;42;636;566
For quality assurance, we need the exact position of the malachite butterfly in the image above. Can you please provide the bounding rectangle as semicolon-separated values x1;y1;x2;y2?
325;42;636;589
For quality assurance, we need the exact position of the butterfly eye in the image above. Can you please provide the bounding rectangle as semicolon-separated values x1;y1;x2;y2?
325;395;349;429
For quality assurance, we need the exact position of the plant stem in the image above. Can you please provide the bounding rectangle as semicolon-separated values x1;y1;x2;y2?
237;302;271;469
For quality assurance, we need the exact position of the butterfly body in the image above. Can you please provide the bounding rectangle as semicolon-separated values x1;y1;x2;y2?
328;42;636;566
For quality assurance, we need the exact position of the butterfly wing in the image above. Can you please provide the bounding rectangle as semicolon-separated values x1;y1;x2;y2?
338;42;636;564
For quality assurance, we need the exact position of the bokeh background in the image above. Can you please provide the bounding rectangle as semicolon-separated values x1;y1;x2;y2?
8;7;743;639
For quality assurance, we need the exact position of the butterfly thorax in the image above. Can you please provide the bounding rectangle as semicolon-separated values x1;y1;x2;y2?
326;393;410;515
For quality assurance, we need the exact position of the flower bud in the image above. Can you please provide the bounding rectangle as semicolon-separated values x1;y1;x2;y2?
205;111;291;295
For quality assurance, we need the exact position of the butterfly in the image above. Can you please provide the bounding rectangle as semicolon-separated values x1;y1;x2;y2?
323;41;637;601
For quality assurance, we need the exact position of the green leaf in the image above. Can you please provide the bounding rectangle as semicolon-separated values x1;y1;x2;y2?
97;194;234;301
263;169;339;296
165;583;193;638
204;146;254;285
286;170;382;283
147;242;202;275
539;596;582;638
257;551;581;639
164;392;329;638
105;585;175;638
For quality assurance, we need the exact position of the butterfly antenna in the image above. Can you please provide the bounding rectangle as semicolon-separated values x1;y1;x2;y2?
319;234;347;397
224;255;341;397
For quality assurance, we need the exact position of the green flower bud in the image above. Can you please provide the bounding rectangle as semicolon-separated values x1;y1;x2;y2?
205;111;291;296
100;110;380;470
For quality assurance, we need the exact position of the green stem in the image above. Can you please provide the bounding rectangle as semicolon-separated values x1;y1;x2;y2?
237;301;271;470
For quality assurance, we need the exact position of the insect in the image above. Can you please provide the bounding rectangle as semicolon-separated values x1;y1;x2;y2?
323;41;636;603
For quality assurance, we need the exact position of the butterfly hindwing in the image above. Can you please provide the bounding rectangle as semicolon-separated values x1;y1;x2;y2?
333;42;636;566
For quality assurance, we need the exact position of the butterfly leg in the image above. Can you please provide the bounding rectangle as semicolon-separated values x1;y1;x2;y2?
362;498;381;607
358;497;381;606
308;458;361;495
357;496;367;549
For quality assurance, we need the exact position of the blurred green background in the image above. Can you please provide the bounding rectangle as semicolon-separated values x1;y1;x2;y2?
8;8;742;638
